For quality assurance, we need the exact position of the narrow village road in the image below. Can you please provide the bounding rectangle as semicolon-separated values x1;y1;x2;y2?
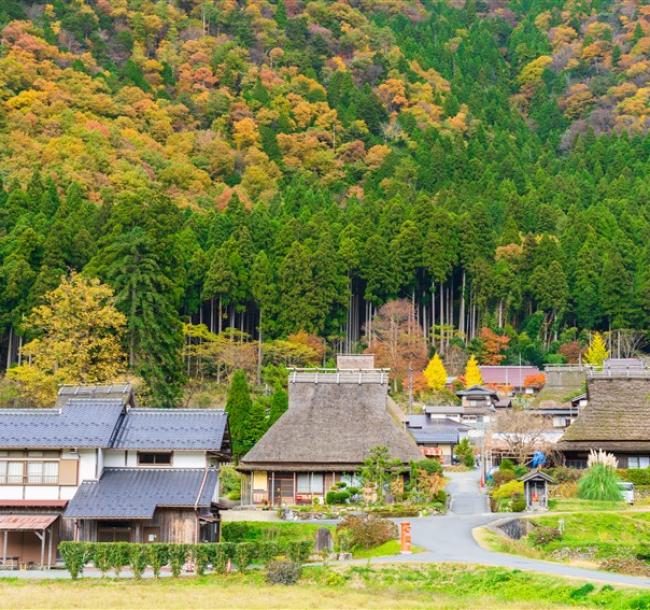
372;469;650;589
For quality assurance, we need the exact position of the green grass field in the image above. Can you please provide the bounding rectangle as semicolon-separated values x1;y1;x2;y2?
481;512;650;573
2;564;650;610
549;498;627;512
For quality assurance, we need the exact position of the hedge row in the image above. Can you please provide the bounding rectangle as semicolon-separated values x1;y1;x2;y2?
58;539;313;579
618;469;650;486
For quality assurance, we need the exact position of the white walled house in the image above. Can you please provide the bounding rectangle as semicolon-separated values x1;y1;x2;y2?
0;385;230;568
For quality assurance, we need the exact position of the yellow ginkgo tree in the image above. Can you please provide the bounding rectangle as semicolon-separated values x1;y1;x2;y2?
464;355;483;388
8;272;127;405
584;332;608;369
423;353;447;391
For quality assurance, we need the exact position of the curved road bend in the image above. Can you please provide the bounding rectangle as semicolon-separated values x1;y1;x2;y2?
373;469;650;589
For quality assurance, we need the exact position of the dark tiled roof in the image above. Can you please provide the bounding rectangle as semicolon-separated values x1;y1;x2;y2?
0;399;124;448
64;468;217;519
456;385;498;398
55;384;134;408
406;415;468;444
113;409;228;451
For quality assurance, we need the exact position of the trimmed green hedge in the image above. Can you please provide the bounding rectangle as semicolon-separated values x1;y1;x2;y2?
58;539;313;579
618;468;650;486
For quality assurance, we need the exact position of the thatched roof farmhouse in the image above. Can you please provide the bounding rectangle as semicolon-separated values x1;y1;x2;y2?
238;355;421;506
557;371;650;468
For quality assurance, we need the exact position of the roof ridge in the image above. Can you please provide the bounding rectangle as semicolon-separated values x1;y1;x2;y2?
128;408;225;413
103;467;217;472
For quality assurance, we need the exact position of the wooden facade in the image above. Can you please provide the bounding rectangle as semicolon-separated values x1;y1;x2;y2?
74;508;219;544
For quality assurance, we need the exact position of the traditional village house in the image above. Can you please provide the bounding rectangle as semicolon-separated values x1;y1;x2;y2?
238;355;421;506
404;415;470;464
557;369;650;468
0;385;230;569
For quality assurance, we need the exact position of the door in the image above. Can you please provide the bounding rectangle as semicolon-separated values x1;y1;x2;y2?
270;474;294;505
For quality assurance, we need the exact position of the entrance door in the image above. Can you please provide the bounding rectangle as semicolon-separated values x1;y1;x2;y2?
97;522;132;542
270;474;294;505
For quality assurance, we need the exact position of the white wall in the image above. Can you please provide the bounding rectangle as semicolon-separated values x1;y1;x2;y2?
78;449;98;481
172;452;207;468
0;486;23;500
103;450;128;468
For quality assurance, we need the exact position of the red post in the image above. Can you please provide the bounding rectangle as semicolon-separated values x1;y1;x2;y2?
400;521;412;554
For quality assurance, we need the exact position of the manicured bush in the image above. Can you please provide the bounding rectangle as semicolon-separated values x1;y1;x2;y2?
511;494;526;512
168;544;187;577
286;540;312;563
336;515;397;550
499;458;515;471
325;490;350;504
618;468;650;486
147;544;170;578
59;541;91;579
529;526;562;546
109;542;131;577
578;464;621;501
192;544;213;576
491;480;524;500
235;542;256;572
265;559;302;585
492;469;516;487
257;541;282;565
212;542;235;573
93;543;112;576
129;544;148;580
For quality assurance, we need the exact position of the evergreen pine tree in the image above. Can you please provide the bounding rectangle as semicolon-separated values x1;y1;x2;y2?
268;386;288;427
226;370;254;461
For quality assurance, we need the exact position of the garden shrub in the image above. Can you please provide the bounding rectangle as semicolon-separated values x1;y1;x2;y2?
618;468;650;486
212;542;234;573
192;544;213;576
499;458;515;471
235;542;256;572
129;544;148;580
287;540;312;563
325;489;350;504
492;469;516;487
258;541;282;565
492;480;524;500
570;583;595;600
529;525;562;546
168;544;187;577
93;543;112;576
543;467;581;483
265;560;302;585
511;494;526;512
147;544;169;578
222;522;256;542
59;541;91;579
109;542;131;577
336;514;397;550
578;464;621;501
549;481;578;498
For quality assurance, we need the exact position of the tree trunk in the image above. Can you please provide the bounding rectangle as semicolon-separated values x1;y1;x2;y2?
17;334;22;366
210;298;214;333
439;282;444;353
459;270;466;339
218;296;223;334
5;326;12;370
431;283;436;349
257;309;263;385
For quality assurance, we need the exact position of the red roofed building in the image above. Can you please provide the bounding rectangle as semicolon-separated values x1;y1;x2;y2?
479;366;542;394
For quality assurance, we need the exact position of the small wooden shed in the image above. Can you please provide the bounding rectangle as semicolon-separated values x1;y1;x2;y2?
518;470;555;510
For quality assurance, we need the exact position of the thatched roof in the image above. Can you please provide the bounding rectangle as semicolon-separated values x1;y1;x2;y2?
239;377;421;470
558;376;650;452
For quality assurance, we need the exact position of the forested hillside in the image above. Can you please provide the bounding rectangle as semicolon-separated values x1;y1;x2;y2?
1;0;650;405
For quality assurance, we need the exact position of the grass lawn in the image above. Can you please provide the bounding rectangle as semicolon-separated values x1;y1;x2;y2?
480;512;650;573
549;498;627;512
351;540;424;559
2;564;650;609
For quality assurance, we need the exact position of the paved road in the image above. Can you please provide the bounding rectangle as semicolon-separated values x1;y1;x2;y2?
374;469;650;588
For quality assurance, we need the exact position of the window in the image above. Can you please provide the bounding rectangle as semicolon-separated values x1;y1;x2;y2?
27;461;59;484
296;473;325;495
627;456;650;469
296;474;311;494
0;461;23;484
138;452;172;465
340;473;361;489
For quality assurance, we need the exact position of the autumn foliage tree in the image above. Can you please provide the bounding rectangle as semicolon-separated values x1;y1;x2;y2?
478;328;510;365
366;299;427;390
8;273;126;405
464;355;483;388
584;332;609;369
423;353;447;391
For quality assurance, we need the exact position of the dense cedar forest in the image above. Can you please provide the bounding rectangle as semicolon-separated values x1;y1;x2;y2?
1;0;650;405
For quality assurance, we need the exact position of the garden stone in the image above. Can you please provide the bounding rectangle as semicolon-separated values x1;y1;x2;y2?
315;528;333;553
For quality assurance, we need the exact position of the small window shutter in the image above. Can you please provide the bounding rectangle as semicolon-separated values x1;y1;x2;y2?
58;459;78;485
